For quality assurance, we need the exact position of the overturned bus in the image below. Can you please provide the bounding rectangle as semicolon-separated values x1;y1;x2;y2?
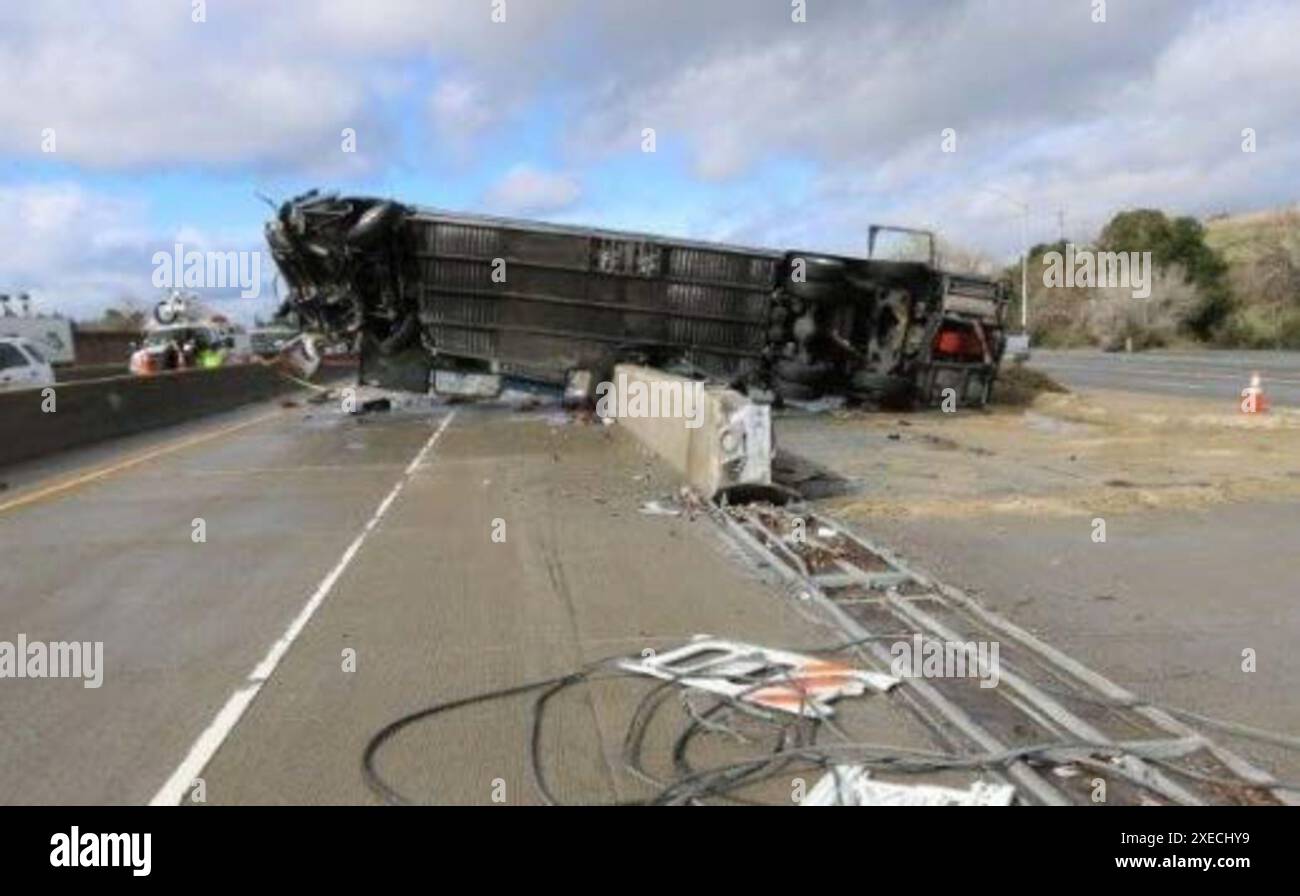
266;191;1009;406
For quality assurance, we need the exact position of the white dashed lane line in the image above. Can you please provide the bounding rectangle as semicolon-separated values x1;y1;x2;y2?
148;410;457;806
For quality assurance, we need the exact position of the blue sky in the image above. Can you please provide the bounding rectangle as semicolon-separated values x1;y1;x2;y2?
2;0;1297;322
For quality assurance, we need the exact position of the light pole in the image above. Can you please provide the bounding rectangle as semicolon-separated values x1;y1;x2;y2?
982;189;1031;334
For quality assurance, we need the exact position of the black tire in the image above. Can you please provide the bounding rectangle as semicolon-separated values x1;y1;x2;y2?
774;358;834;385
347;202;401;248
850;371;915;409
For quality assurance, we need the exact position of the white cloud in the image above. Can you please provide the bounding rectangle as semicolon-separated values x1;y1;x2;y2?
0;0;591;169
0;183;275;321
0;184;150;316
3;0;1299;290
429;78;499;144
555;0;1299;257
484;165;580;215
0;2;418;170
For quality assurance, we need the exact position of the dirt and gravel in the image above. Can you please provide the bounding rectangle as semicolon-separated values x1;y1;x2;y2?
778;385;1300;521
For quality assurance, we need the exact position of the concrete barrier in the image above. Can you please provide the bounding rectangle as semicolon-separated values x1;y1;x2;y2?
0;365;301;468
54;363;129;383
607;364;771;498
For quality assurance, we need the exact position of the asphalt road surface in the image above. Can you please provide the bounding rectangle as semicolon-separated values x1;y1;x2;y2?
1031;349;1300;408
0;394;932;805
3;377;1295;805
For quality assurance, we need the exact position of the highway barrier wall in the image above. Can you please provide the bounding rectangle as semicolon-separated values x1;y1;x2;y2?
54;363;129;383
0;365;301;468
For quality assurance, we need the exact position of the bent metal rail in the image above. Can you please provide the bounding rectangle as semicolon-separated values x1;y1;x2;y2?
708;500;1293;806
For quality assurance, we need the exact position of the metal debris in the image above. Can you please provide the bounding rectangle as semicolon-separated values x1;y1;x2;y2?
802;765;1016;806
616;636;898;718
638;500;682;517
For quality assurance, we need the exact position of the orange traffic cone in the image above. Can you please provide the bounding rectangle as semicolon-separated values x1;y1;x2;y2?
1241;373;1270;414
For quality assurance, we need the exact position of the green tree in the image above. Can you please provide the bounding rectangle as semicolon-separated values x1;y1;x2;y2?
86;301;147;331
1098;210;1232;338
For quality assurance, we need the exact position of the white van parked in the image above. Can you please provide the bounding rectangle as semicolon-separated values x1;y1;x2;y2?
0;336;56;392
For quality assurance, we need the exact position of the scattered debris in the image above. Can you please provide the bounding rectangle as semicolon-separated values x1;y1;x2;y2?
357;397;392;415
433;370;502;399
616;636;898;718
715;482;800;506
638;500;682;517
274;332;323;381
563;369;595;408
919;433;994;455
802;765;1016;806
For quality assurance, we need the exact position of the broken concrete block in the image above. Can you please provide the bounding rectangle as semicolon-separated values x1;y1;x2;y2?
605;364;771;498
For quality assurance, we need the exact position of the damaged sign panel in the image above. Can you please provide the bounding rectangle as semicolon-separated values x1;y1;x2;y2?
616;636;899;718
267;191;1010;406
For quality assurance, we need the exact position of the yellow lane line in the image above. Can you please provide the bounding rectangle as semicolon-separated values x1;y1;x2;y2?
0;409;283;515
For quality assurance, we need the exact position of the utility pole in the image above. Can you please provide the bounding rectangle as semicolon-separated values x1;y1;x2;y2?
981;188;1031;334
1020;209;1029;333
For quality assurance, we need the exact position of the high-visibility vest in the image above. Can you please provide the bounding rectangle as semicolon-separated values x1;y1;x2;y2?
198;348;227;369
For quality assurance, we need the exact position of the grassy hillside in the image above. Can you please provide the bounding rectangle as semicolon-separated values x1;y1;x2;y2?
1205;207;1300;348
1011;207;1300;349
1206;207;1300;263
